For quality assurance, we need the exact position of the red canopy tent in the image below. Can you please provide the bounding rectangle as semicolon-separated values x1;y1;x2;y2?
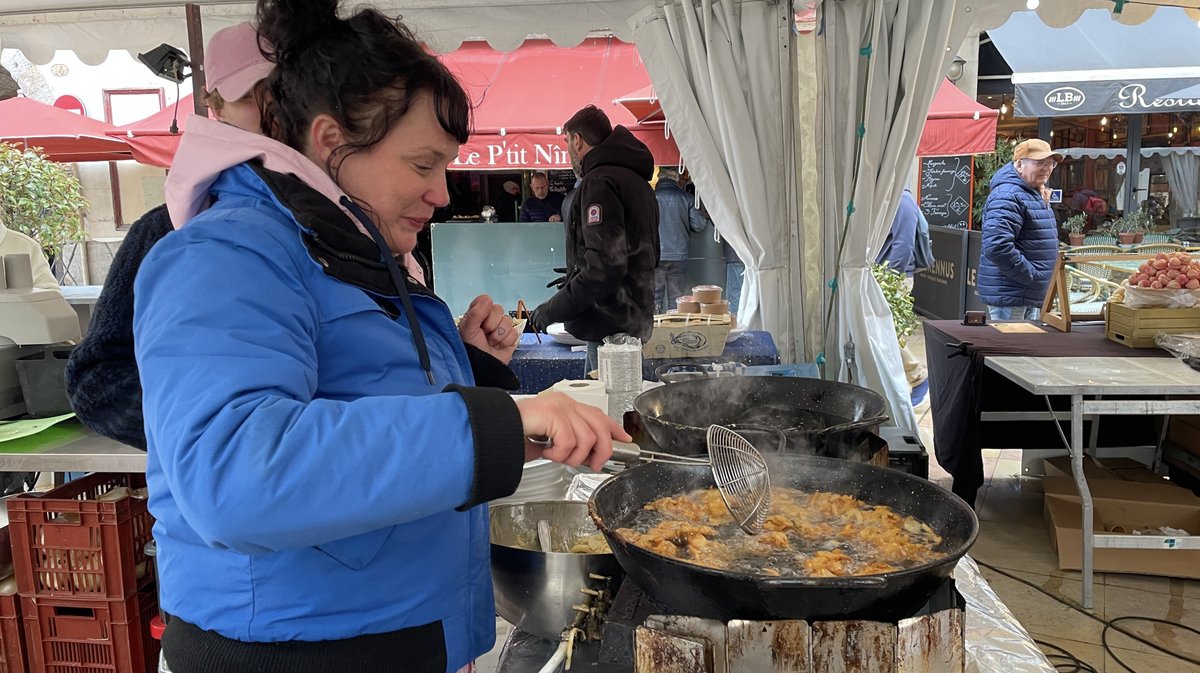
613;85;665;125
616;78;1000;158
107;38;680;171
442;37;678;170
916;79;999;157
0;96;132;162
106;95;193;168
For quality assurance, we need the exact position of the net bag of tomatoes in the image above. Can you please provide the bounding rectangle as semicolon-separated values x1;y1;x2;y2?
1123;251;1200;308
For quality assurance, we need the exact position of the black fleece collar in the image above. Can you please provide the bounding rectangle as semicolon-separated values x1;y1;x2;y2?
247;163;437;302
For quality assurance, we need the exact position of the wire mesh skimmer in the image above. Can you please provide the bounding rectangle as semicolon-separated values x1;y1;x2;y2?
529;424;771;534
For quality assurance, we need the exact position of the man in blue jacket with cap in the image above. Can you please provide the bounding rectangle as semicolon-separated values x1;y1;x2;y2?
978;138;1063;320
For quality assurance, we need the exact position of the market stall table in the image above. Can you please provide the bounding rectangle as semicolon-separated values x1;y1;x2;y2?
508;331;781;394
985;356;1200;609
0;420;144;473
923;320;1165;506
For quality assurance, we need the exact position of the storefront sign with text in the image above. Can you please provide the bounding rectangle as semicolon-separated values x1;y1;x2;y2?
455;134;573;170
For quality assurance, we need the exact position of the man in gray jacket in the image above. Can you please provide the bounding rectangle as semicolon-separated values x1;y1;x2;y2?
654;167;708;312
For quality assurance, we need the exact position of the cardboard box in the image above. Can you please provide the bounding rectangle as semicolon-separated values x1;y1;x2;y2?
1042;456;1166;484
641;314;731;359
1168;416;1200;460
1043;475;1200;579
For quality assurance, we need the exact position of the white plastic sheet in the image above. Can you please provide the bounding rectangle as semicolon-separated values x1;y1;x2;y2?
953;557;1056;673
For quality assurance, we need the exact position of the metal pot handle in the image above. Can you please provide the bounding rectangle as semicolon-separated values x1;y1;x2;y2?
808;414;891;437
756;575;889;589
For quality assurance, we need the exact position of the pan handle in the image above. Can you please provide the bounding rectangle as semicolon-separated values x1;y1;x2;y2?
756;575;889;589
808;414;891;438
529;437;649;467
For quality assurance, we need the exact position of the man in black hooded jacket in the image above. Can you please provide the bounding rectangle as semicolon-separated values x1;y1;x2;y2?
530;106;659;374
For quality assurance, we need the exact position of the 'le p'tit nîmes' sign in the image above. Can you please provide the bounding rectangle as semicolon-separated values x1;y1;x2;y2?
1015;79;1200;117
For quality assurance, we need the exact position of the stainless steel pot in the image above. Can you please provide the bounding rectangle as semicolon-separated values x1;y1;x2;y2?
489;501;623;641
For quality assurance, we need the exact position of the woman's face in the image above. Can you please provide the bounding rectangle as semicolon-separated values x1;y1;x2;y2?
215;97;261;134
319;91;458;255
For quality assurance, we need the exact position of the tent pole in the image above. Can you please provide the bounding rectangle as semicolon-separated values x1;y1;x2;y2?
186;3;208;118
1125;114;1143;213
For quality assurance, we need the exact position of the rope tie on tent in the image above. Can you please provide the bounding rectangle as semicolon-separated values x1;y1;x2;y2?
819;26;875;380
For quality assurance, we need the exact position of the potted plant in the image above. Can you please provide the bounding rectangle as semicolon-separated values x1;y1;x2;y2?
0;144;89;279
1117;218;1139;245
1123;208;1154;244
1061;213;1087;246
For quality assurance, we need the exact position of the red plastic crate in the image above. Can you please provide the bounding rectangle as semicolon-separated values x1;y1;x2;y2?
22;587;159;673
0;579;27;673
7;473;155;599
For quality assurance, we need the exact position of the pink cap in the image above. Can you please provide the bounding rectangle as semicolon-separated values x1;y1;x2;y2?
204;22;274;101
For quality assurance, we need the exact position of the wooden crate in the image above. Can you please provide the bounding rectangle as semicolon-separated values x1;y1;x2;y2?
1105;302;1200;348
642;314;731;359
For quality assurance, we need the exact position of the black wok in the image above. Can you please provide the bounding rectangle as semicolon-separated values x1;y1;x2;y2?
588;454;977;622
634;376;889;456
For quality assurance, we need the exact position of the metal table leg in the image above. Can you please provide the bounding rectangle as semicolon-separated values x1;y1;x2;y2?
1070;393;1096;609
1087;395;1100;452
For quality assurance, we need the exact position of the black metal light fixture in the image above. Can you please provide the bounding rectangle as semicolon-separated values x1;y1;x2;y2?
137;43;192;134
137;43;192;84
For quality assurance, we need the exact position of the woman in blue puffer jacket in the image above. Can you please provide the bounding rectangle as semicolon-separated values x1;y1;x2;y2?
977;139;1063;320
133;2;624;672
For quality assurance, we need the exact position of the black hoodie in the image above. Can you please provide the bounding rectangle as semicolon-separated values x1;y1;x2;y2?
536;126;659;342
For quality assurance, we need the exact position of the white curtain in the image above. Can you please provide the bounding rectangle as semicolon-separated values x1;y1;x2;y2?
629;0;805;362
820;0;996;434
1164;153;1200;219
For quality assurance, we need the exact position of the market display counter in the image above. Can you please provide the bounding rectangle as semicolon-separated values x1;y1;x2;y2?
508;331;781;394
923;320;1164;505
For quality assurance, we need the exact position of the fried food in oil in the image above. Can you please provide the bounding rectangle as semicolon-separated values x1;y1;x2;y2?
619;487;944;578
568;533;611;554
617;520;731;568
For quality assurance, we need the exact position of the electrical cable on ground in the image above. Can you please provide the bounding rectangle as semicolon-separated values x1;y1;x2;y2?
979;561;1195;671
977;395;1200;671
1031;637;1099;673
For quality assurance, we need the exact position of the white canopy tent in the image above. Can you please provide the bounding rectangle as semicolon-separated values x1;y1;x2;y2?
3;0;1193;435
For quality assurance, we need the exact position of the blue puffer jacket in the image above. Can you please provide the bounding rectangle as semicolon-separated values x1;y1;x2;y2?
134;163;525;672
977;163;1058;307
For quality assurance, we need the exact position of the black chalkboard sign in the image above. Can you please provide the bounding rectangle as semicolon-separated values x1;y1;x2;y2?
918;155;974;229
546;170;577;194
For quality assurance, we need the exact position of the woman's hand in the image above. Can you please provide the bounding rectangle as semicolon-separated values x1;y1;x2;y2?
516;392;628;472
458;294;519;364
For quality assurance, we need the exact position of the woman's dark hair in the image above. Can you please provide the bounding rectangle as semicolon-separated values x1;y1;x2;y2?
563;105;612;147
255;0;470;177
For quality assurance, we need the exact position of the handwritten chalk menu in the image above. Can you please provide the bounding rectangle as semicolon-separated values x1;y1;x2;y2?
919;155;974;229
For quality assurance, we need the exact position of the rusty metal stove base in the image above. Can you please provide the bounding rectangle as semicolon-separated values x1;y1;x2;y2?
632;583;965;673
496;581;965;673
